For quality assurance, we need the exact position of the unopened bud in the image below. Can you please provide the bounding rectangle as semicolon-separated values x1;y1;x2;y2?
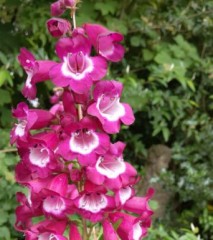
50;0;65;16
64;0;76;8
47;18;71;38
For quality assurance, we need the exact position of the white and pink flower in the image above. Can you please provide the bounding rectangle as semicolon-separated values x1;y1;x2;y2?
58;117;110;166
86;142;138;190
75;181;115;222
40;178;75;219
17;132;59;178
50;32;107;94
88;80;135;133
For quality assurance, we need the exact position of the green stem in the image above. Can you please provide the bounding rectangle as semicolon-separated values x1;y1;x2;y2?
0;148;17;153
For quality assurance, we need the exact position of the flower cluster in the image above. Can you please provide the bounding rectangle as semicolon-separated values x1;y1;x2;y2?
11;1;154;239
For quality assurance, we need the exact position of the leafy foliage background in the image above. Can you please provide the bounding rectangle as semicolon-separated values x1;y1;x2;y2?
0;0;213;239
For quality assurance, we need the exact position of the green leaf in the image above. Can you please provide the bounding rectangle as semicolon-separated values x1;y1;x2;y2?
189;100;198;107
130;36;141;47
152;125;162;137
171;230;180;239
0;107;12;127
97;227;103;240
175;76;187;89
68;214;81;224
154;51;172;64
143;49;154;61
162;127;170;142
149;200;159;210
77;1;98;25
95;1;118;16
179;233;198;240
174;35;200;61
187;80;196;92
0;69;13;87
0;89;11;105
0;52;8;65
0;210;9;225
107;18;128;35
113;218;123;231
0;226;10;240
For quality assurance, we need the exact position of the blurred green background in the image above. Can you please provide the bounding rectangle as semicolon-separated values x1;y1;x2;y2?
0;0;213;239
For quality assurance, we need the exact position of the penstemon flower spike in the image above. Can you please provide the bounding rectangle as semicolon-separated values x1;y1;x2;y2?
11;1;154;239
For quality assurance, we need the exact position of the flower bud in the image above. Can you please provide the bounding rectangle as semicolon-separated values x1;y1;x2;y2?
51;0;65;16
47;18;71;38
64;0;76;8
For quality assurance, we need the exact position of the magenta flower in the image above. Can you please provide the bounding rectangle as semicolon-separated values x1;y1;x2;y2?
86;142;137;190
64;0;76;8
51;0;65;16
102;219;118;240
15;161;34;184
51;0;76;16
40;174;75;219
114;186;135;206
78;192;108;214
17;132;59;178
47;17;71;38
10;102;54;145
88;80;135;133
15;192;42;232
122;188;154;216
18;48;56;99
84;23;125;62
109;212;152;240
69;223;82;240
61;90;78;116
75;181;115;222
58;117;110;166
50;33;107;94
24;219;67;240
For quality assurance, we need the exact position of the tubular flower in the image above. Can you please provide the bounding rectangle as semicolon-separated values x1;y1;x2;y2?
84;23;125;62
87;80;135;133
47;17;71;38
18;48;56;99
10;102;54;145
86;142;138;190
57;117;110;166
51;0;77;16
50;32;107;94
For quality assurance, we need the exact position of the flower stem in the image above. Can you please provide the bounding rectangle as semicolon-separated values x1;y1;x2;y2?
93;227;98;240
70;3;89;240
87;224;98;240
71;6;77;29
70;5;83;122
0;148;17;153
82;218;88;240
77;104;83;120
72;8;77;29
